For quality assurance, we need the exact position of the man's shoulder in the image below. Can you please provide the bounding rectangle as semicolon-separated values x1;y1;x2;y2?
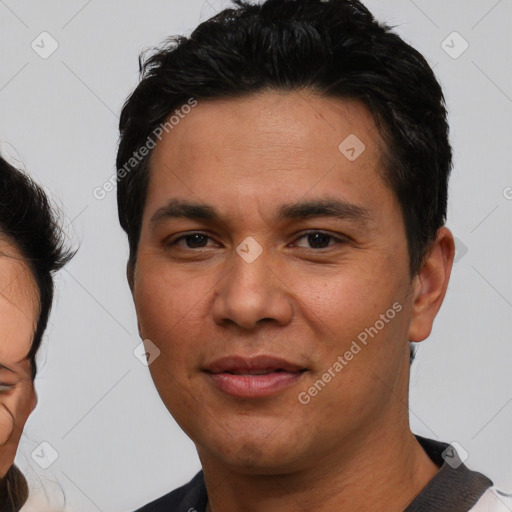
133;471;207;512
409;436;512;512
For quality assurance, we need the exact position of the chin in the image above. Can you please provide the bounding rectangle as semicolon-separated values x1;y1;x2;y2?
195;423;308;474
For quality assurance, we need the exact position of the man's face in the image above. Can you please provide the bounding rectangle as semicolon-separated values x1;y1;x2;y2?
0;239;38;477
132;91;418;473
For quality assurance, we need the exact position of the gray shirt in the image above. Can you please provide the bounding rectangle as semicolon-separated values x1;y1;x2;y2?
134;436;493;512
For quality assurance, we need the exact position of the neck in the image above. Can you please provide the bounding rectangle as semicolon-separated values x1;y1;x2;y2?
201;424;438;512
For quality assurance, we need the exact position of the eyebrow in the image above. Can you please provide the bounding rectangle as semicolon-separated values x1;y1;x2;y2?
151;199;217;224
150;198;371;225
278;198;371;224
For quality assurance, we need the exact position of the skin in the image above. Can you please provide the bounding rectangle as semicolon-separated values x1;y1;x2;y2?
131;90;455;512
0;238;38;479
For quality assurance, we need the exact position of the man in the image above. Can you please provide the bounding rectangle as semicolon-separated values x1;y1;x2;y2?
116;0;510;510
0;154;72;511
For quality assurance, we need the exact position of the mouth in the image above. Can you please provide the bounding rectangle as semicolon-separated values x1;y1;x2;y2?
203;355;308;398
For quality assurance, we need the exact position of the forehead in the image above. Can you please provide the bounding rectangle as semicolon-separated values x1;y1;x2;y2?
144;90;392;221
0;238;39;364
151;90;382;167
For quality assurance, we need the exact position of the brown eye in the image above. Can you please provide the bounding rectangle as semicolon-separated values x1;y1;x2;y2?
181;233;209;248
167;232;214;249
306;232;333;248
294;231;345;249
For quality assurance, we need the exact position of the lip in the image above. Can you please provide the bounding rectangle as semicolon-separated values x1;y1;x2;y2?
203;355;307;398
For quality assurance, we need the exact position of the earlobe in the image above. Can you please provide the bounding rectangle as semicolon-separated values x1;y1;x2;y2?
408;227;455;342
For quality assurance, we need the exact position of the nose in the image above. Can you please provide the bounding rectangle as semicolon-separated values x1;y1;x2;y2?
212;246;294;330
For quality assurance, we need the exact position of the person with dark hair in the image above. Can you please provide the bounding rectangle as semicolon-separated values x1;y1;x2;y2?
115;1;509;510
0;154;72;511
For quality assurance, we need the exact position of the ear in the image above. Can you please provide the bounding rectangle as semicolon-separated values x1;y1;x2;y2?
408;227;455;342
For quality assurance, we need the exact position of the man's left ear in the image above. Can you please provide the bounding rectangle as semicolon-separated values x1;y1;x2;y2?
408;227;455;342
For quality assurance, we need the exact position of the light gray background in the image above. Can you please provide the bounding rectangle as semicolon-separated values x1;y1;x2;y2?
0;0;511;510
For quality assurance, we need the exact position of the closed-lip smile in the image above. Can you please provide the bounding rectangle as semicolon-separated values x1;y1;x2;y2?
203;355;308;398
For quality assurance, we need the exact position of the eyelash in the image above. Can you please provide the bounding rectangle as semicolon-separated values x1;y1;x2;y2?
0;383;14;393
168;230;347;250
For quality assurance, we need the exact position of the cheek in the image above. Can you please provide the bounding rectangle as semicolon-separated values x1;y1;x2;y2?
133;264;208;362
296;262;404;333
294;258;411;397
0;380;35;445
0;407;14;445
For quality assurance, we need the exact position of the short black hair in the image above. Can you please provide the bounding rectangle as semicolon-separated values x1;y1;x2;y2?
117;0;452;277
0;154;73;378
